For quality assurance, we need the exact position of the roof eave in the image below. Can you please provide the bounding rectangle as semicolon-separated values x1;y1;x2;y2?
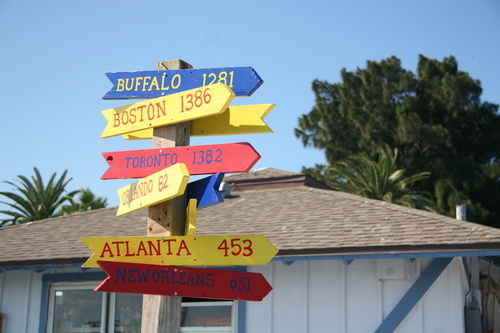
2;243;500;270
275;242;500;262
0;257;87;272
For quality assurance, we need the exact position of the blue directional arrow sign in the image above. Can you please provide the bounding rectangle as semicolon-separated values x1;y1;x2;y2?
187;173;225;209
103;67;263;99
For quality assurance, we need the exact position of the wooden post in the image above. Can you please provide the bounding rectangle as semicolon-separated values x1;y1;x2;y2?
141;59;193;333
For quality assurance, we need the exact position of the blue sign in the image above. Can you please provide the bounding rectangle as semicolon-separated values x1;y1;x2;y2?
187;172;225;209
103;67;263;99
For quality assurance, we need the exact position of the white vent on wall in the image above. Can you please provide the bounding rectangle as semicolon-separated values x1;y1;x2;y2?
377;259;416;280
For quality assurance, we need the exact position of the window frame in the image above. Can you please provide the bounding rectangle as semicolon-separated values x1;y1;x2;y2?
40;272;106;333
46;281;107;333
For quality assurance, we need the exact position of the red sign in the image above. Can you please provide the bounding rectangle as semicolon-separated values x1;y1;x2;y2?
101;142;260;179
95;260;272;302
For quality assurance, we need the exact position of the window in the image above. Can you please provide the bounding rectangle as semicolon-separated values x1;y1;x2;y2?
181;301;235;333
46;282;104;332
110;293;143;332
45;281;236;333
46;282;142;333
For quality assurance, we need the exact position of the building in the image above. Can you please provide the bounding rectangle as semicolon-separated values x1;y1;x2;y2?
1;168;500;333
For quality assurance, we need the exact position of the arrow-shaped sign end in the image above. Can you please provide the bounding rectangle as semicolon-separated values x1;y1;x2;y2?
187;172;225;209
80;237;100;268
94;260;112;291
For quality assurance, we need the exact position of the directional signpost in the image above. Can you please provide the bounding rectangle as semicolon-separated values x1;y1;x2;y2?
90;59;276;333
142;60;191;333
101;83;235;138
123;104;274;140
101;142;260;179
115;163;190;216
103;67;263;99
96;260;273;302
81;235;279;267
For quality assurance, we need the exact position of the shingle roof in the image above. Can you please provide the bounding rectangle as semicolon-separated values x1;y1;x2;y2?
1;168;500;267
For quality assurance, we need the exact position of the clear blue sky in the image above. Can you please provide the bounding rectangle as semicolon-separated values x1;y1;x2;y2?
1;0;499;210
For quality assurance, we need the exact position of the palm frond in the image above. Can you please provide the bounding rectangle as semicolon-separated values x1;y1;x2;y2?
0;167;78;226
327;145;438;212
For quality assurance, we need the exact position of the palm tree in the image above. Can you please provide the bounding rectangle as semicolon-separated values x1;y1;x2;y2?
327;146;438;212
59;188;107;215
0;167;79;226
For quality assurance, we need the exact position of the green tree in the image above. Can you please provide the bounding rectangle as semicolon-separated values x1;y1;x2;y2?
0;167;80;226
295;55;500;226
59;188;108;215
326;146;437;212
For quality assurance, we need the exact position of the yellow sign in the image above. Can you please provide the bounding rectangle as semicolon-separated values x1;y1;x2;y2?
186;198;197;236
101;83;235;138
81;235;278;267
122;104;275;139
116;163;190;216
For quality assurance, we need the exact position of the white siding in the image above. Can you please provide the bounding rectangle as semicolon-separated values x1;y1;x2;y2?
307;260;345;332
0;270;43;333
345;259;381;332
247;258;468;333
0;258;469;333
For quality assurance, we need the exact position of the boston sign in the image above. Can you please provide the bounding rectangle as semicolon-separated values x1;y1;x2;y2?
101;83;234;138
